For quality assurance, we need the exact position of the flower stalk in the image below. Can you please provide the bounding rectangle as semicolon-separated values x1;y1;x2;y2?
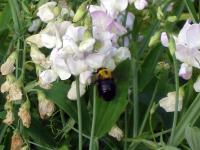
76;77;82;150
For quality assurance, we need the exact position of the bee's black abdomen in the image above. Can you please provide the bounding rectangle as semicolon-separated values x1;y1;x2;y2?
97;79;116;101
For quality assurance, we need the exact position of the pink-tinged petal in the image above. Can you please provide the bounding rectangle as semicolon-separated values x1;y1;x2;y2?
106;20;127;36
160;32;169;47
89;5;106;13
134;0;148;10
91;11;113;31
179;63;192;80
186;24;200;49
175;44;200;69
177;20;192;45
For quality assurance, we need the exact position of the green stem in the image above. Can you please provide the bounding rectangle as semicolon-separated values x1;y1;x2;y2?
60;109;67;139
149;114;156;142
139;80;159;135
169;54;179;144
15;39;20;78
0;125;8;143
89;85;97;150
76;77;82;150
132;59;138;137
124;107;128;150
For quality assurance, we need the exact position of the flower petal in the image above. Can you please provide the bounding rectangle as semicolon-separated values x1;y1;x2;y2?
160;32;169;47
179;63;192;80
134;0;148;10
86;53;106;70
67;81;86;100
39;70;58;84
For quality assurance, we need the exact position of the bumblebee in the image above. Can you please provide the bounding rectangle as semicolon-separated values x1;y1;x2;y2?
96;68;116;101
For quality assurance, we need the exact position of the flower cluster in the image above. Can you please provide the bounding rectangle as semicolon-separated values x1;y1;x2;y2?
26;0;135;100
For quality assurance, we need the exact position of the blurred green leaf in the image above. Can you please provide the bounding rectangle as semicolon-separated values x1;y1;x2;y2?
0;145;4;150
184;0;199;22
58;145;69;150
0;111;6;119
0;4;11;32
185;126;200;150
139;46;163;91
94;60;131;137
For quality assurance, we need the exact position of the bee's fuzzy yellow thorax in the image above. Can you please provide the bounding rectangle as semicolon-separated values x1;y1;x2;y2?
97;68;112;79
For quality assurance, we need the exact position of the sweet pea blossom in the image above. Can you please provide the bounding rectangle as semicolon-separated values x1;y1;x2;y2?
108;125;124;141
37;2;58;23
159;89;184;112
179;63;192;80
129;0;148;10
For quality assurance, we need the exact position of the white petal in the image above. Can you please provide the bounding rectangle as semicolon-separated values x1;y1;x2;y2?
134;0;148;10
194;77;200;92
177;20;191;45
89;5;106;13
28;19;41;32
179;63;192;80
159;91;183;112
64;24;86;42
114;47;131;63
79;71;92;85
86;53;106;69
103;58;116;71
41;33;57;49
30;45;46;65
39;70;58;84
67;56;88;76
37;2;57;23
67;81;86;100
186;24;200;49
160;32;169;47
175;44;200;69
79;38;95;52
26;34;43;48
126;12;135;31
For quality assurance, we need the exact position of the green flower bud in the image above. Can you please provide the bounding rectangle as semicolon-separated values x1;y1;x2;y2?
169;34;176;56
157;7;164;21
167;16;177;23
148;31;161;47
73;1;88;23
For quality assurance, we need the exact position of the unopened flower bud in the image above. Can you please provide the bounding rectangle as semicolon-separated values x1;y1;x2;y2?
30;44;46;65
108;125;124;141
11;131;23;150
18;101;31;128
169;35;176;56
167;16;177;23
157;7;164;21
73;1;88;22
28;19;41;32
1;52;16;75
1;80;11;93
4;101;12;111
149;31;161;47
7;82;22;101
84;15;92;28
37;91;55;119
3;110;14;125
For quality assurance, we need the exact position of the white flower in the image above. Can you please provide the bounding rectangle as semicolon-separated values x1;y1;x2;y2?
159;90;184;112
179;63;192;80
108;125;124;141
1;80;11;93
175;20;200;69
86;53;106;70
40;21;71;49
37;2;58;23
125;12;135;31
1;52;16;75
193;76;200;92
100;0;128;17
28;19;41;32
18;101;31;128
160;32;169;47
113;47;131;64
7;82;22;101
39;69;58;85
30;45;46;65
67;81;86;100
129;0;148;10
26;34;44;48
79;71;92;85
79;38;96;52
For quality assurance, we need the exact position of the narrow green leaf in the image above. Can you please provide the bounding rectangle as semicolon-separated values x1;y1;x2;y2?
139;46;163;91
94;60;131;137
184;0;199;22
0;111;6;119
173;93;200;145
185;126;200;150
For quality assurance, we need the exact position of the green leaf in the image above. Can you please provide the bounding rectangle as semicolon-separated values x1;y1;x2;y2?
0;111;6;119
173;93;200;145
0;4;11;32
0;145;4;150
41;82;91;134
184;0;199;22
58;145;69;150
139;46;163;91
185;126;200;150
94;60;131;137
24;117;56;149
